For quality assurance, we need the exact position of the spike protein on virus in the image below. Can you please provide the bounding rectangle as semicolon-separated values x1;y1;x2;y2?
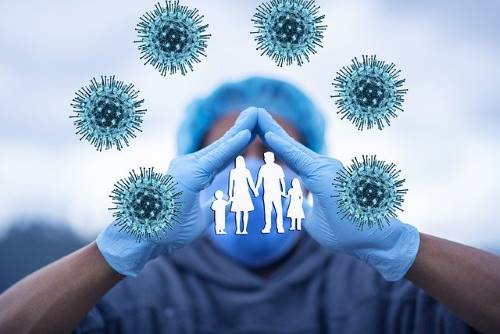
135;1;211;76
251;0;327;67
332;55;407;130
110;168;182;242
333;155;407;229
70;76;146;151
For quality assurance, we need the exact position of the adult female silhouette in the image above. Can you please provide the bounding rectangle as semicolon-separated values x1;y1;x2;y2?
228;156;257;234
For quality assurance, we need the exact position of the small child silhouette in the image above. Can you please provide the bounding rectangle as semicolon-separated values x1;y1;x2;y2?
211;190;230;235
286;178;305;231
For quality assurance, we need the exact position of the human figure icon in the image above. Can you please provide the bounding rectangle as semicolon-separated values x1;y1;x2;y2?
285;178;305;231
255;151;286;234
228;156;258;235
211;190;230;235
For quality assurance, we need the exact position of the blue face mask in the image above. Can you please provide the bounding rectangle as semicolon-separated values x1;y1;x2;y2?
200;157;300;268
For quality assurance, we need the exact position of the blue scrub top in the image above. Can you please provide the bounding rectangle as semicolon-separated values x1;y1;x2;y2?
75;235;477;333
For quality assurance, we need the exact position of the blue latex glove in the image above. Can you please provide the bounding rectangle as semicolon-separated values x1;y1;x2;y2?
97;107;259;276
258;109;420;281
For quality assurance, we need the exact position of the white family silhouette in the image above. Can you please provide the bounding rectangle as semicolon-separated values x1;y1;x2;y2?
211;152;304;235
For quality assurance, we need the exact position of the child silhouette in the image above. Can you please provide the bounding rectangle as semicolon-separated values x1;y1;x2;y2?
286;178;305;231
211;190;230;235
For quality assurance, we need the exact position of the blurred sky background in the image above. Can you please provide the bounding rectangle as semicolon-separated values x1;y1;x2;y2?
1;0;499;248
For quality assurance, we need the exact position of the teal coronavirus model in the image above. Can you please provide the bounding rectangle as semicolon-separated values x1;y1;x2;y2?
332;55;407;130
251;0;327;66
333;155;407;229
135;0;211;76
110;167;182;242
70;76;146;151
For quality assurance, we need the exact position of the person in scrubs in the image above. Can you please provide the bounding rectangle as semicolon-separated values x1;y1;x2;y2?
0;77;499;334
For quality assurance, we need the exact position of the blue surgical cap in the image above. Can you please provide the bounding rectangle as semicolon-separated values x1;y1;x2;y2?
177;76;326;155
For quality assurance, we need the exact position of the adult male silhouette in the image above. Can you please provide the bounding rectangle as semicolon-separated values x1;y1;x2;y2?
255;151;286;234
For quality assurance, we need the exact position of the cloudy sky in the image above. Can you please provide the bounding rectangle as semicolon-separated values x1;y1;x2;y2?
1;0;499;248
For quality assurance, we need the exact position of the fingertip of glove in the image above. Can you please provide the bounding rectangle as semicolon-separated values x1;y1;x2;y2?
239;128;252;140
257;107;272;119
264;131;279;142
240;106;255;115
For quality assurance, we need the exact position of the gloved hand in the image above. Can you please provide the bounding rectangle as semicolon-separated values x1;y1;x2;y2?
258;109;420;281
97;107;259;276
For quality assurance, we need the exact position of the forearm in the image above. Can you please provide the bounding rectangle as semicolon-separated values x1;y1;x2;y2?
406;233;500;333
0;242;123;333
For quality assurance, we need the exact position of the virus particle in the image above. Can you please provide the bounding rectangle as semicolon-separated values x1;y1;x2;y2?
70;76;146;151
251;0;327;66
333;155;407;229
332;55;407;130
110;167;182;242
135;1;211;76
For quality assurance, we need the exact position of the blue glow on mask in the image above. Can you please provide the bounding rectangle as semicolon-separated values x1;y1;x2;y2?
200;157;300;268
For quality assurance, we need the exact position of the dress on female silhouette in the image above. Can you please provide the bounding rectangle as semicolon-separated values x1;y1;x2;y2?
228;156;257;234
286;178;304;231
229;163;254;212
